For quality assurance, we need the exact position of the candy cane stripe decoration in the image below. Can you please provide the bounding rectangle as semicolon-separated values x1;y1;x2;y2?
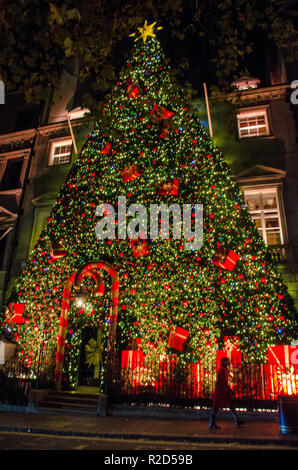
54;261;119;391
54;273;75;386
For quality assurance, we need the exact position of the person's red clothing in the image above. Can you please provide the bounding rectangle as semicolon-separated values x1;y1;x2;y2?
213;365;234;409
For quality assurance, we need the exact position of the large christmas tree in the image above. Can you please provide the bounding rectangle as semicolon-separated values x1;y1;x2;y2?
3;22;297;390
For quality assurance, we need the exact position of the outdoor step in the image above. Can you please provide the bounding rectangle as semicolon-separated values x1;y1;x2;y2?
36;390;102;414
36;403;98;416
34;389;108;416
38;399;98;413
41;395;99;406
38;398;98;409
49;391;100;400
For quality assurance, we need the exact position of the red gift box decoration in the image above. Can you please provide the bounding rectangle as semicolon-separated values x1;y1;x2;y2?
159;354;177;374
213;245;239;271
267;345;298;396
188;363;204;397
159;122;170;139
50;242;67;260
268;345;298;367
8;303;25;324
121;164;141;183
100;142;112;154
121;350;144;369
160;354;177;366
168;326;189;352
224;336;242;361
125;78;139;98
216;349;242;367
150;103;174;121
216;336;242;367
131;239;149;258
159;178;179;196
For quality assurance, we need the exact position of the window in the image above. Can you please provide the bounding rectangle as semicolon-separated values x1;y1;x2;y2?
0;230;7;269
48;139;72;166
0;158;23;190
0;228;13;270
244;188;283;246
237;108;270;139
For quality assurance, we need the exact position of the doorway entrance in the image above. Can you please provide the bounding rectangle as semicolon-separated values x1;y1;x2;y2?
78;327;102;388
54;261;119;392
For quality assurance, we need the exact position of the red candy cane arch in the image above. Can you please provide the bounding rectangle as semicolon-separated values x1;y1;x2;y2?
76;267;105;297
54;261;119;391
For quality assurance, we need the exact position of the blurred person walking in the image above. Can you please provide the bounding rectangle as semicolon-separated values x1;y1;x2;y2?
209;357;244;429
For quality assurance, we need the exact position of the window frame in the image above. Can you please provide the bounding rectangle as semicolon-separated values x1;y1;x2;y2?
0;149;30;192
48;137;73;167
0;228;13;271
237;106;270;139
243;186;285;246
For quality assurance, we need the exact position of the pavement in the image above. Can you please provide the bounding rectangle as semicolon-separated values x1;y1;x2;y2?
0;408;298;449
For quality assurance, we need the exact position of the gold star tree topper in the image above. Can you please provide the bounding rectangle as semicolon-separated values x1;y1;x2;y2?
129;20;162;43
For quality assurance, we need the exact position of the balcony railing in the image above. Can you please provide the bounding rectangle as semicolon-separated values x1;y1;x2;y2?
268;245;287;263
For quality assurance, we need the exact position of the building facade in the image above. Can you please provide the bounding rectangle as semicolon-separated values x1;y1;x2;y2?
198;59;298;310
0;51;297;313
0;66;92;307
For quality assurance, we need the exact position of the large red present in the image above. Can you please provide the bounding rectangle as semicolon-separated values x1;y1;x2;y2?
8;303;25;324
168;326;189;352
150;103;174;121
131;239;149;258
159;355;177;391
267;345;298;396
159;178;179;196
125;78;139;98
121;164;141;183
159;122;170;139
216;336;242;366
187;363;204;398
100;142;112;154
268;345;298;367
121;350;144;369
50;241;67;260
224;336;242;362
216;349;226;369
216;349;242;369
159;354;177;370
213;246;239;271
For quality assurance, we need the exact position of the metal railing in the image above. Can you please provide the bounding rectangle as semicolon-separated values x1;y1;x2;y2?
2;351;297;410
0;349;55;406
0;359;35;406
107;358;298;410
268;245;287;263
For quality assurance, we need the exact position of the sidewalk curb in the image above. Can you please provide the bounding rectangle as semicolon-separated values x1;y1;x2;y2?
0;402;280;421
0;424;298;448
